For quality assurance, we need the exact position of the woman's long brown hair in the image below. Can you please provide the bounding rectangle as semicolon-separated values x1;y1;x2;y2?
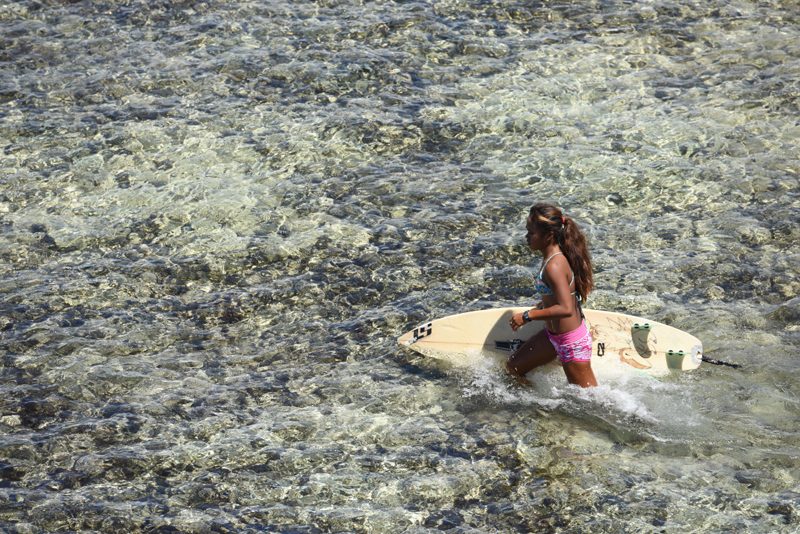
529;203;594;303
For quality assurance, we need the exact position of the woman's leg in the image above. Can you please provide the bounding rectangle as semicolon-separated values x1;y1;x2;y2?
562;360;598;388
505;329;557;386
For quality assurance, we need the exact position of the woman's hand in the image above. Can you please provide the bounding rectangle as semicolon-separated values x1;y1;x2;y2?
510;312;526;332
509;312;525;332
510;302;542;332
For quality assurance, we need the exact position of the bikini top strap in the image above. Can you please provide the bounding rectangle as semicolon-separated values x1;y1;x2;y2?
542;252;578;295
539;252;563;275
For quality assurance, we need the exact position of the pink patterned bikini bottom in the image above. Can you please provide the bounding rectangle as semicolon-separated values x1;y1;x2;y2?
546;319;593;364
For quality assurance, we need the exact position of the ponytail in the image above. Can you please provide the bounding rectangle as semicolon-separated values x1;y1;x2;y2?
529;203;594;302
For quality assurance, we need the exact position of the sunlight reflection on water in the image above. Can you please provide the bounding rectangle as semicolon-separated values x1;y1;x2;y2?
1;0;800;532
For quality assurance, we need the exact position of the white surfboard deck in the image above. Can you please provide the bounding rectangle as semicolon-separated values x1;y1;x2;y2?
397;307;703;372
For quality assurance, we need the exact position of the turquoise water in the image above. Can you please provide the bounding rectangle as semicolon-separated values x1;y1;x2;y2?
1;0;800;532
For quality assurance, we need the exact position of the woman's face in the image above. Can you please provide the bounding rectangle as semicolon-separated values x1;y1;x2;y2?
525;216;547;251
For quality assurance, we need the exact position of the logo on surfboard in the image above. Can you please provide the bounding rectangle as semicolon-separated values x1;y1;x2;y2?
412;323;433;342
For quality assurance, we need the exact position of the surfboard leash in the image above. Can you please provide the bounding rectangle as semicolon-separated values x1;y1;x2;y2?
701;356;742;369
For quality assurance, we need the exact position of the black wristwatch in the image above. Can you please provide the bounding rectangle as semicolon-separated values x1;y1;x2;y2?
522;310;530;323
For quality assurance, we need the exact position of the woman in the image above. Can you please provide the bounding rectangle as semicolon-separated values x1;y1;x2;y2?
506;203;597;388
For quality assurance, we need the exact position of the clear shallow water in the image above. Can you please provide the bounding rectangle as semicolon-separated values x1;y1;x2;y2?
1;0;800;532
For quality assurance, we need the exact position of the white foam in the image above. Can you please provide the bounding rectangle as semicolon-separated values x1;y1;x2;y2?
449;348;707;436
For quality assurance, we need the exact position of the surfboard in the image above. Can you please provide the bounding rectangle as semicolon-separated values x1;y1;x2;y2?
397;307;703;372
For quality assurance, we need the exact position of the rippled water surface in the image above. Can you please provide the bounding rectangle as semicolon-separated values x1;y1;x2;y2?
2;0;800;532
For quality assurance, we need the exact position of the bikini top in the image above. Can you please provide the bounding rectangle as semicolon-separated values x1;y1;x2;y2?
534;252;576;297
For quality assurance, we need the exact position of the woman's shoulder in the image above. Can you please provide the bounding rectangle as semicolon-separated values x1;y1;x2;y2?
543;252;571;278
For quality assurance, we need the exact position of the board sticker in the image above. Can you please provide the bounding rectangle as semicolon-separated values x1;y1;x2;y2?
412;322;432;342
495;340;525;352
